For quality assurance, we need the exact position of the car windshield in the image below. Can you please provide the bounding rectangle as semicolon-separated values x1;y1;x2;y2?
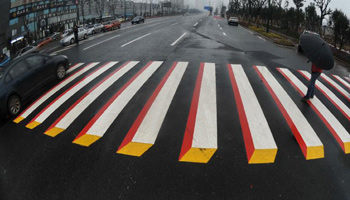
87;25;93;28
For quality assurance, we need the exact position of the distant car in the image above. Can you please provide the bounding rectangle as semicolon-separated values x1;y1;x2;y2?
228;17;239;26
0;54;10;68
0;53;69;117
61;29;73;39
86;23;104;35
14;46;39;58
60;27;88;46
131;16;145;25
102;20;121;31
298;30;320;53
50;32;61;40
37;37;53;49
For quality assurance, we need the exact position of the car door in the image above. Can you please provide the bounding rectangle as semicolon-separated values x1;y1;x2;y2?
25;55;52;87
78;28;84;39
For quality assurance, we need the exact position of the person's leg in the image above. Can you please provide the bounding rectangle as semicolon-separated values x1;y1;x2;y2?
303;72;320;100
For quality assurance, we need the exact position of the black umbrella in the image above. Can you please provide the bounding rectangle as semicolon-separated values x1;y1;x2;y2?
300;33;334;70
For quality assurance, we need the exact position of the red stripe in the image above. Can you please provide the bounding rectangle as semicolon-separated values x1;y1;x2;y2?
118;62;179;150
74;61;154;141
28;62;107;124
254;66;308;158
321;75;350;102
227;65;255;161
332;75;350;90
298;70;350;122
179;63;204;159
278;68;345;152
18;63;88;117
46;61;130;132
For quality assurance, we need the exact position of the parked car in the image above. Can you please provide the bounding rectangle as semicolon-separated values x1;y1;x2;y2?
14;46;39;58
36;37;53;49
86;23;104;35
60;27;88;46
61;29;73;38
0;53;69;117
0;54;10;68
228;17;239;26
131;16;145;25
50;32;61;40
298;30;320;53
102;20;121;31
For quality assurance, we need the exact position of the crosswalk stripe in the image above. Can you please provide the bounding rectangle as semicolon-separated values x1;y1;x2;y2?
299;70;350;122
321;74;350;101
117;62;188;156
72;61;163;147
13;62;92;123
344;76;350;83
25;62;116;129
44;61;139;137
279;68;350;154
332;75;350;90
255;66;324;160
179;63;217;163
228;64;277;164
66;63;84;74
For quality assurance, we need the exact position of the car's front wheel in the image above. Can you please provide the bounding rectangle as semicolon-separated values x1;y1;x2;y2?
84;34;87;39
56;64;66;80
70;38;75;44
8;95;21;116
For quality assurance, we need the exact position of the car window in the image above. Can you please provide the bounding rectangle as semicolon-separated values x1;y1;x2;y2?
9;61;28;80
26;56;45;69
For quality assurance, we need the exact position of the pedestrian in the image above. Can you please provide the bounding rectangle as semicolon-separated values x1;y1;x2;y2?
73;25;79;44
301;63;323;101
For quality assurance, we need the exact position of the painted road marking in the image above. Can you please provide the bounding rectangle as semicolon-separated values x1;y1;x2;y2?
13;62;92;123
171;33;187;46
194;22;198;27
44;61;139;137
83;35;121;50
26;62;117;129
321;74;350;102
179;63;217;163
170;22;179;26
148;23;161;27
220;27;222;30
228;64;277;164
299;70;350;122
73;61;163;147
344;76;350;83
121;33;151;47
223;32;226;36
258;36;266;41
117;62;188;156
279;68;350;154
66;63;84;74
255;66;324;160
332;75;350;90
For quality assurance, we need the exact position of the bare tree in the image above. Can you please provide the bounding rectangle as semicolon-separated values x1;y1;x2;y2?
293;0;305;33
94;0;106;21
314;0;332;26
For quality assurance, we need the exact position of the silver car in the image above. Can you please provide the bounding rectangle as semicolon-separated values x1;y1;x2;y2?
15;46;39;58
60;28;88;46
86;23;104;35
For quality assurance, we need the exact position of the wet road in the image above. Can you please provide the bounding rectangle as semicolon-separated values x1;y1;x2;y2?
1;14;350;199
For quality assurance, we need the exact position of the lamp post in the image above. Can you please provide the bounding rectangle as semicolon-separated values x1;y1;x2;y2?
124;0;126;21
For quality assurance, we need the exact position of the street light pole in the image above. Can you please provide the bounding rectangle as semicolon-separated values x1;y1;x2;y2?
124;0;127;21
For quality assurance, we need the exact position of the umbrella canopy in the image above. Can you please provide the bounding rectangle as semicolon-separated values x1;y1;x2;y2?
300;33;334;70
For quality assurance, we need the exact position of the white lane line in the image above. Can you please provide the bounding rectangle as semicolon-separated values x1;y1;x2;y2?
223;32;226;36
321;74;350;101
255;66;324;160
344;76;350;83
121;33;151;47
245;29;254;34
83;35;121;50
218;24;220;27
67;63;84;74
258;36;266;41
73;61;164;147
332;75;350;90
171;33;187;46
26;62;117;129
279;68;350;154
229;64;277;164
45;61;139;137
299;70;350;122
117;62;188;156
220;27;222;30
170;22;179;26
148;22;161;27
194;22;199;26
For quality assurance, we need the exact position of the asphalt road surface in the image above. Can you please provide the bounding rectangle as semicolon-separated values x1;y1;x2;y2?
1;14;350;200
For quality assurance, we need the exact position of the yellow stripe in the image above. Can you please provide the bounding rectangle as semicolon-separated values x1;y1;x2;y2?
26;121;41;129
13;116;24;123
72;134;101;147
248;148;278;164
306;146;324;160
117;142;153;157
344;142;350;154
44;127;65;137
179;148;217;163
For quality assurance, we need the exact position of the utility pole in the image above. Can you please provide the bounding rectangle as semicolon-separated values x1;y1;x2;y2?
266;0;271;33
124;0;127;21
76;0;80;25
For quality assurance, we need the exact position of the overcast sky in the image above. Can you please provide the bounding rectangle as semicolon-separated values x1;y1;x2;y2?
185;0;350;17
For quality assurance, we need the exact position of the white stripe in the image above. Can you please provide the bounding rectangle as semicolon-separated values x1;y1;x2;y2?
19;62;97;119
256;66;322;147
121;33;151;47
170;22;179;26
194;22;198;26
333;75;350;90
321;74;350;101
220;27;222;30
223;32;226;36
300;70;350;120
132;62;188;144
86;61;163;137
83;35;121;50
55;61;139;130
344;76;350;83
171;33;187;46
67;63;84;74
192;63;217;149
34;62;117;123
231;64;277;150
280;68;350;148
148;23;161;27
